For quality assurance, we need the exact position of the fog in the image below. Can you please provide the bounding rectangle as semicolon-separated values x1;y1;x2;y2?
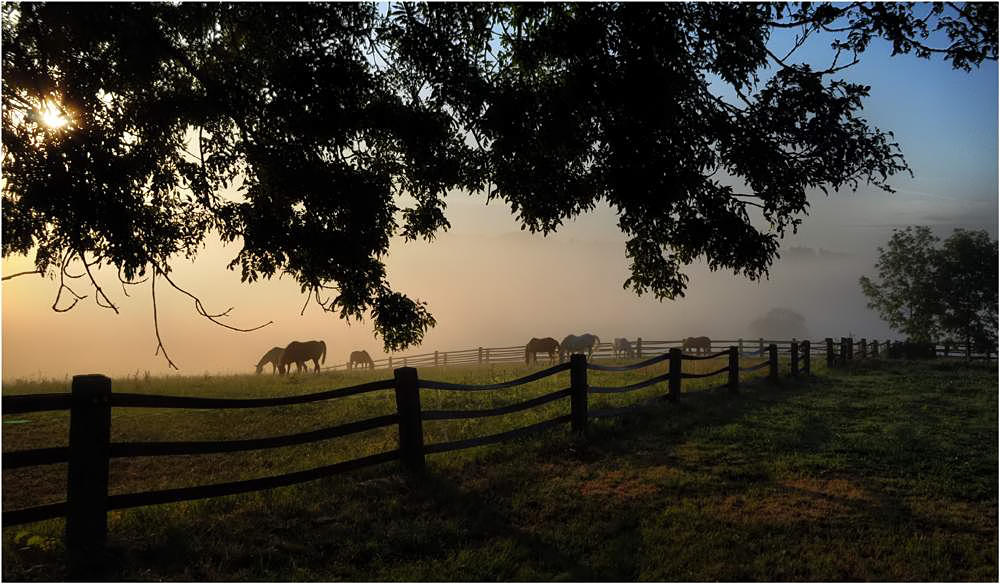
5;184;994;382
3;22;996;383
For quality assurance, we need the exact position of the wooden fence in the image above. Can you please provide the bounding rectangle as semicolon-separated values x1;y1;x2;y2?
337;336;994;371
331;337;810;370
1;335;989;576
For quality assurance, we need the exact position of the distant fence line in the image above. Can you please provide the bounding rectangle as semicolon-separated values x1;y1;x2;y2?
330;336;994;371
1;335;992;577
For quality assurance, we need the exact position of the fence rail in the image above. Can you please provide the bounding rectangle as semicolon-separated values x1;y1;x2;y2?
2;334;991;577
332;335;994;372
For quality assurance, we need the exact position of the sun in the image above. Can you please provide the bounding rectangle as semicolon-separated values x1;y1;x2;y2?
38;100;70;129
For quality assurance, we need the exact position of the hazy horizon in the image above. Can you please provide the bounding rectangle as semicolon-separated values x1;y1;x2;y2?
2;28;997;382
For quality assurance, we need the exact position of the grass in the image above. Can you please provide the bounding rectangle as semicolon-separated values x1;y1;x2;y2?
2;356;996;581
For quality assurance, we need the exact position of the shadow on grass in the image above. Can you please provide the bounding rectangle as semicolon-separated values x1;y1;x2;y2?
4;364;997;581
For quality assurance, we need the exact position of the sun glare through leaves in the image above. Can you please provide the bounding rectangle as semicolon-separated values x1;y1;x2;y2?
37;99;71;130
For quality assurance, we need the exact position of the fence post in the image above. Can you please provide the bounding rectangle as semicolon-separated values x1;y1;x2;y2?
768;343;778;380
839;337;847;364
825;337;834;368
393;367;425;474
847;338;854;361
871;339;879;358
478;347;483;364
66;374;112;580
727;346;739;393
739;338;744;355
759;337;764;354
802;340;811;376
443;352;448;366
570;354;588;434
860;338;867;359
388;356;393;369
790;341;799;378
636;337;643;359
485;348;490;363
668;348;682;402
434;351;439;367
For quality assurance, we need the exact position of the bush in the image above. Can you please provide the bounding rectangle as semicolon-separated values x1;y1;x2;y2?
886;341;937;359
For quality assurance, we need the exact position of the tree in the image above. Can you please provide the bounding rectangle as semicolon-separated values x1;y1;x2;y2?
860;227;998;351
859;226;943;342
3;3;996;366
936;229;998;354
748;308;809;340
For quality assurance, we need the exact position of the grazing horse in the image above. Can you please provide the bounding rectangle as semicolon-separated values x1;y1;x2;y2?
525;337;560;364
682;336;712;355
613;338;635;359
255;347;285;375
349;350;375;370
279;340;326;374
559;333;601;362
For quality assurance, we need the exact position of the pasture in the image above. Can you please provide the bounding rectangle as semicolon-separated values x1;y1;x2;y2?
3;357;996;581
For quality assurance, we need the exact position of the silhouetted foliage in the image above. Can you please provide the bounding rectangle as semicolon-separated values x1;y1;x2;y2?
886;341;938;359
936;229;999;354
3;3;996;357
860;227;998;350
748;307;809;340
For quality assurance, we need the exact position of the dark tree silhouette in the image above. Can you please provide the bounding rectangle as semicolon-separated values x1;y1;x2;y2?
860;227;998;350
859;227;944;342
2;3;996;364
936;230;999;354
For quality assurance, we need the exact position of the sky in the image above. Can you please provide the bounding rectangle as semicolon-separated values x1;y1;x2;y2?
2;23;997;382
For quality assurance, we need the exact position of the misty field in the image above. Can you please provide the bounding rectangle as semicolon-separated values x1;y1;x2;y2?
2;357;997;581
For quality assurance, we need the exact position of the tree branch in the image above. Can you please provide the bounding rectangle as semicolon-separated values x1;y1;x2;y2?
151;270;179;370
117;266;149;297
155;266;273;332
52;253;87;313
1;269;43;281
765;4;857;29
79;251;119;314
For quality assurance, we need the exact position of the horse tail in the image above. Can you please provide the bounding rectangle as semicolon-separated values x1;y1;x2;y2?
320;341;327;364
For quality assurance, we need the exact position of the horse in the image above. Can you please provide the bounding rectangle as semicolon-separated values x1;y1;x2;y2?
349;350;375;370
279;340;326;374
525;337;560;364
255;347;285;374
559;333;600;362
613;337;634;359
682;336;712;355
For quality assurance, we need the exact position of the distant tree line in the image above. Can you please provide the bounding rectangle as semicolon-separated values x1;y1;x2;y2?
748;307;809;340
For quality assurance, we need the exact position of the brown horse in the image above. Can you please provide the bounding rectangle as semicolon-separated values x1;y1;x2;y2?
525;337;560;364
349;350;375;370
279;340;326;374
682;336;712;355
255;346;285;374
